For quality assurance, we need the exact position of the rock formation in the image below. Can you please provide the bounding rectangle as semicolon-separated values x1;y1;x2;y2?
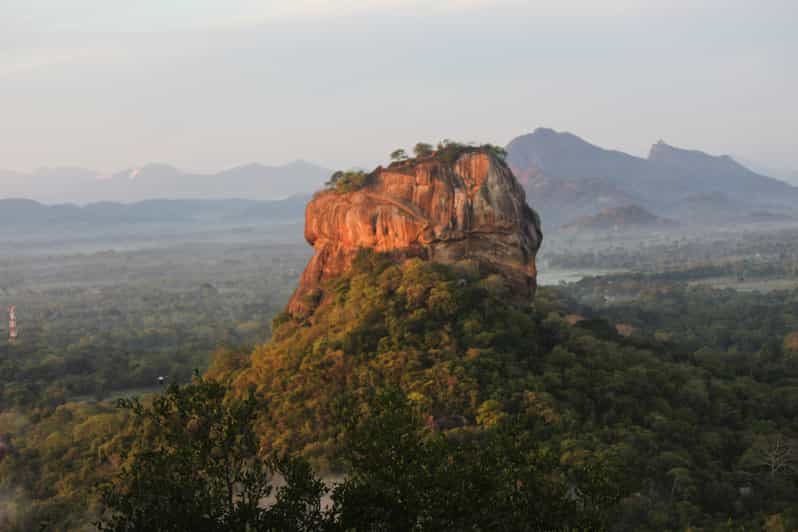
287;149;542;317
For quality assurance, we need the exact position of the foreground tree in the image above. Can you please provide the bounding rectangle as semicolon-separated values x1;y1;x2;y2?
99;381;620;531
330;389;621;531
98;377;325;532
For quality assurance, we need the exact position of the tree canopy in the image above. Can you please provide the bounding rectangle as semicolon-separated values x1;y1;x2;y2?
413;142;434;158
325;170;369;193
98;378;619;531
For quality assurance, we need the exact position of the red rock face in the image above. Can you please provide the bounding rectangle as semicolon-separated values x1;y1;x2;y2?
288;151;542;317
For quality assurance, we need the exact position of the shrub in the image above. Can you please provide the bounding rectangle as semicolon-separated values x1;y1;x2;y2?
390;149;408;162
413;143;434;158
326;170;370;193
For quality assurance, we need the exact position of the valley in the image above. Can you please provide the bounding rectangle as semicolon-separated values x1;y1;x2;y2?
5;2;797;528
3;145;798;529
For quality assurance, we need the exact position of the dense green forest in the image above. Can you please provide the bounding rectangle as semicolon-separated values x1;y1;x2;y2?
96;378;618;531
0;243;308;408
227;252;798;529
0;242;308;529
4;246;798;529
545;225;798;275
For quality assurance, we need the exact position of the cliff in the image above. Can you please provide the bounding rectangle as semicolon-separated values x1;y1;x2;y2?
287;149;542;317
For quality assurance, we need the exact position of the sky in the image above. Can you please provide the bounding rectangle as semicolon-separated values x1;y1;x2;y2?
1;0;797;175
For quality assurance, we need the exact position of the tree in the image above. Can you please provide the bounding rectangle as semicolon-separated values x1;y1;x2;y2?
329;388;621;531
325;170;369;193
325;170;344;187
413;142;434;158
98;377;325;532
389;149;408;162
741;433;798;479
97;379;621;531
481;143;508;160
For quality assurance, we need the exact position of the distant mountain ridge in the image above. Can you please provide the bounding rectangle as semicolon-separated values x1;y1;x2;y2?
5;131;796;229
732;157;798;186
0;160;330;204
506;128;798;227
0;195;310;227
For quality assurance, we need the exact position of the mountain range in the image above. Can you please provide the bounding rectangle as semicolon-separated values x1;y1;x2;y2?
0;195;309;233
506;128;798;228
4;129;797;233
735;157;798;186
0;160;329;204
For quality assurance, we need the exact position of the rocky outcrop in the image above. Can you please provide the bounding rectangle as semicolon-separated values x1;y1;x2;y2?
287;150;542;317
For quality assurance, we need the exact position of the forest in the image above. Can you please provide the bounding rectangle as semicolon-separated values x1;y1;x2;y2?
0;242;309;409
544;225;798;275
5;1;797;528
0;240;308;528
0;230;798;531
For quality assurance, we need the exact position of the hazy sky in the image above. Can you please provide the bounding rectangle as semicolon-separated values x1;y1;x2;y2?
1;0;796;174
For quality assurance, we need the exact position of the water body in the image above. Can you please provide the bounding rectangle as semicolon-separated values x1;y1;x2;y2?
688;276;798;294
538;269;627;286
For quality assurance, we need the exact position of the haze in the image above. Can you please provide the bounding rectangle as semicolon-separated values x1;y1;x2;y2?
7;3;798;530
2;0;797;177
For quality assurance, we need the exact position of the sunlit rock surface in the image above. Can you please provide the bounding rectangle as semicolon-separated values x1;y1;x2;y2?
288;150;542;317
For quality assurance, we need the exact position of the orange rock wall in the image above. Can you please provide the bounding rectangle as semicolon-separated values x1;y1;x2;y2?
288;151;542;317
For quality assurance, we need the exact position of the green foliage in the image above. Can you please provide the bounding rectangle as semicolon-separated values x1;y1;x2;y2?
413;142;434;158
325;170;369;193
233;256;798;530
98;377;326;532
7;235;798;529
351;247;394;274
0;244;296;410
389;148;408;161
346;140;508;178
436;140;470;165
0;402;132;531
8;248;798;529
97;381;619;531
330;388;620;530
0;242;305;530
480;143;508;160
546;225;798;278
236;256;546;463
436;140;507;166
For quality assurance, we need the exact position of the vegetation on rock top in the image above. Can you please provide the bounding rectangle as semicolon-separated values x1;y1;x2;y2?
325;141;509;196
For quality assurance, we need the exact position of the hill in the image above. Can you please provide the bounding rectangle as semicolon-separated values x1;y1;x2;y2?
5;142;798;530
506;128;798;227
0;195;309;228
220;145;798;528
563;205;677;231
288;145;542;316
0;160;329;204
219;248;798;530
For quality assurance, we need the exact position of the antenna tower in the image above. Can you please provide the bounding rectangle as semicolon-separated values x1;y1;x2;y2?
8;305;17;340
